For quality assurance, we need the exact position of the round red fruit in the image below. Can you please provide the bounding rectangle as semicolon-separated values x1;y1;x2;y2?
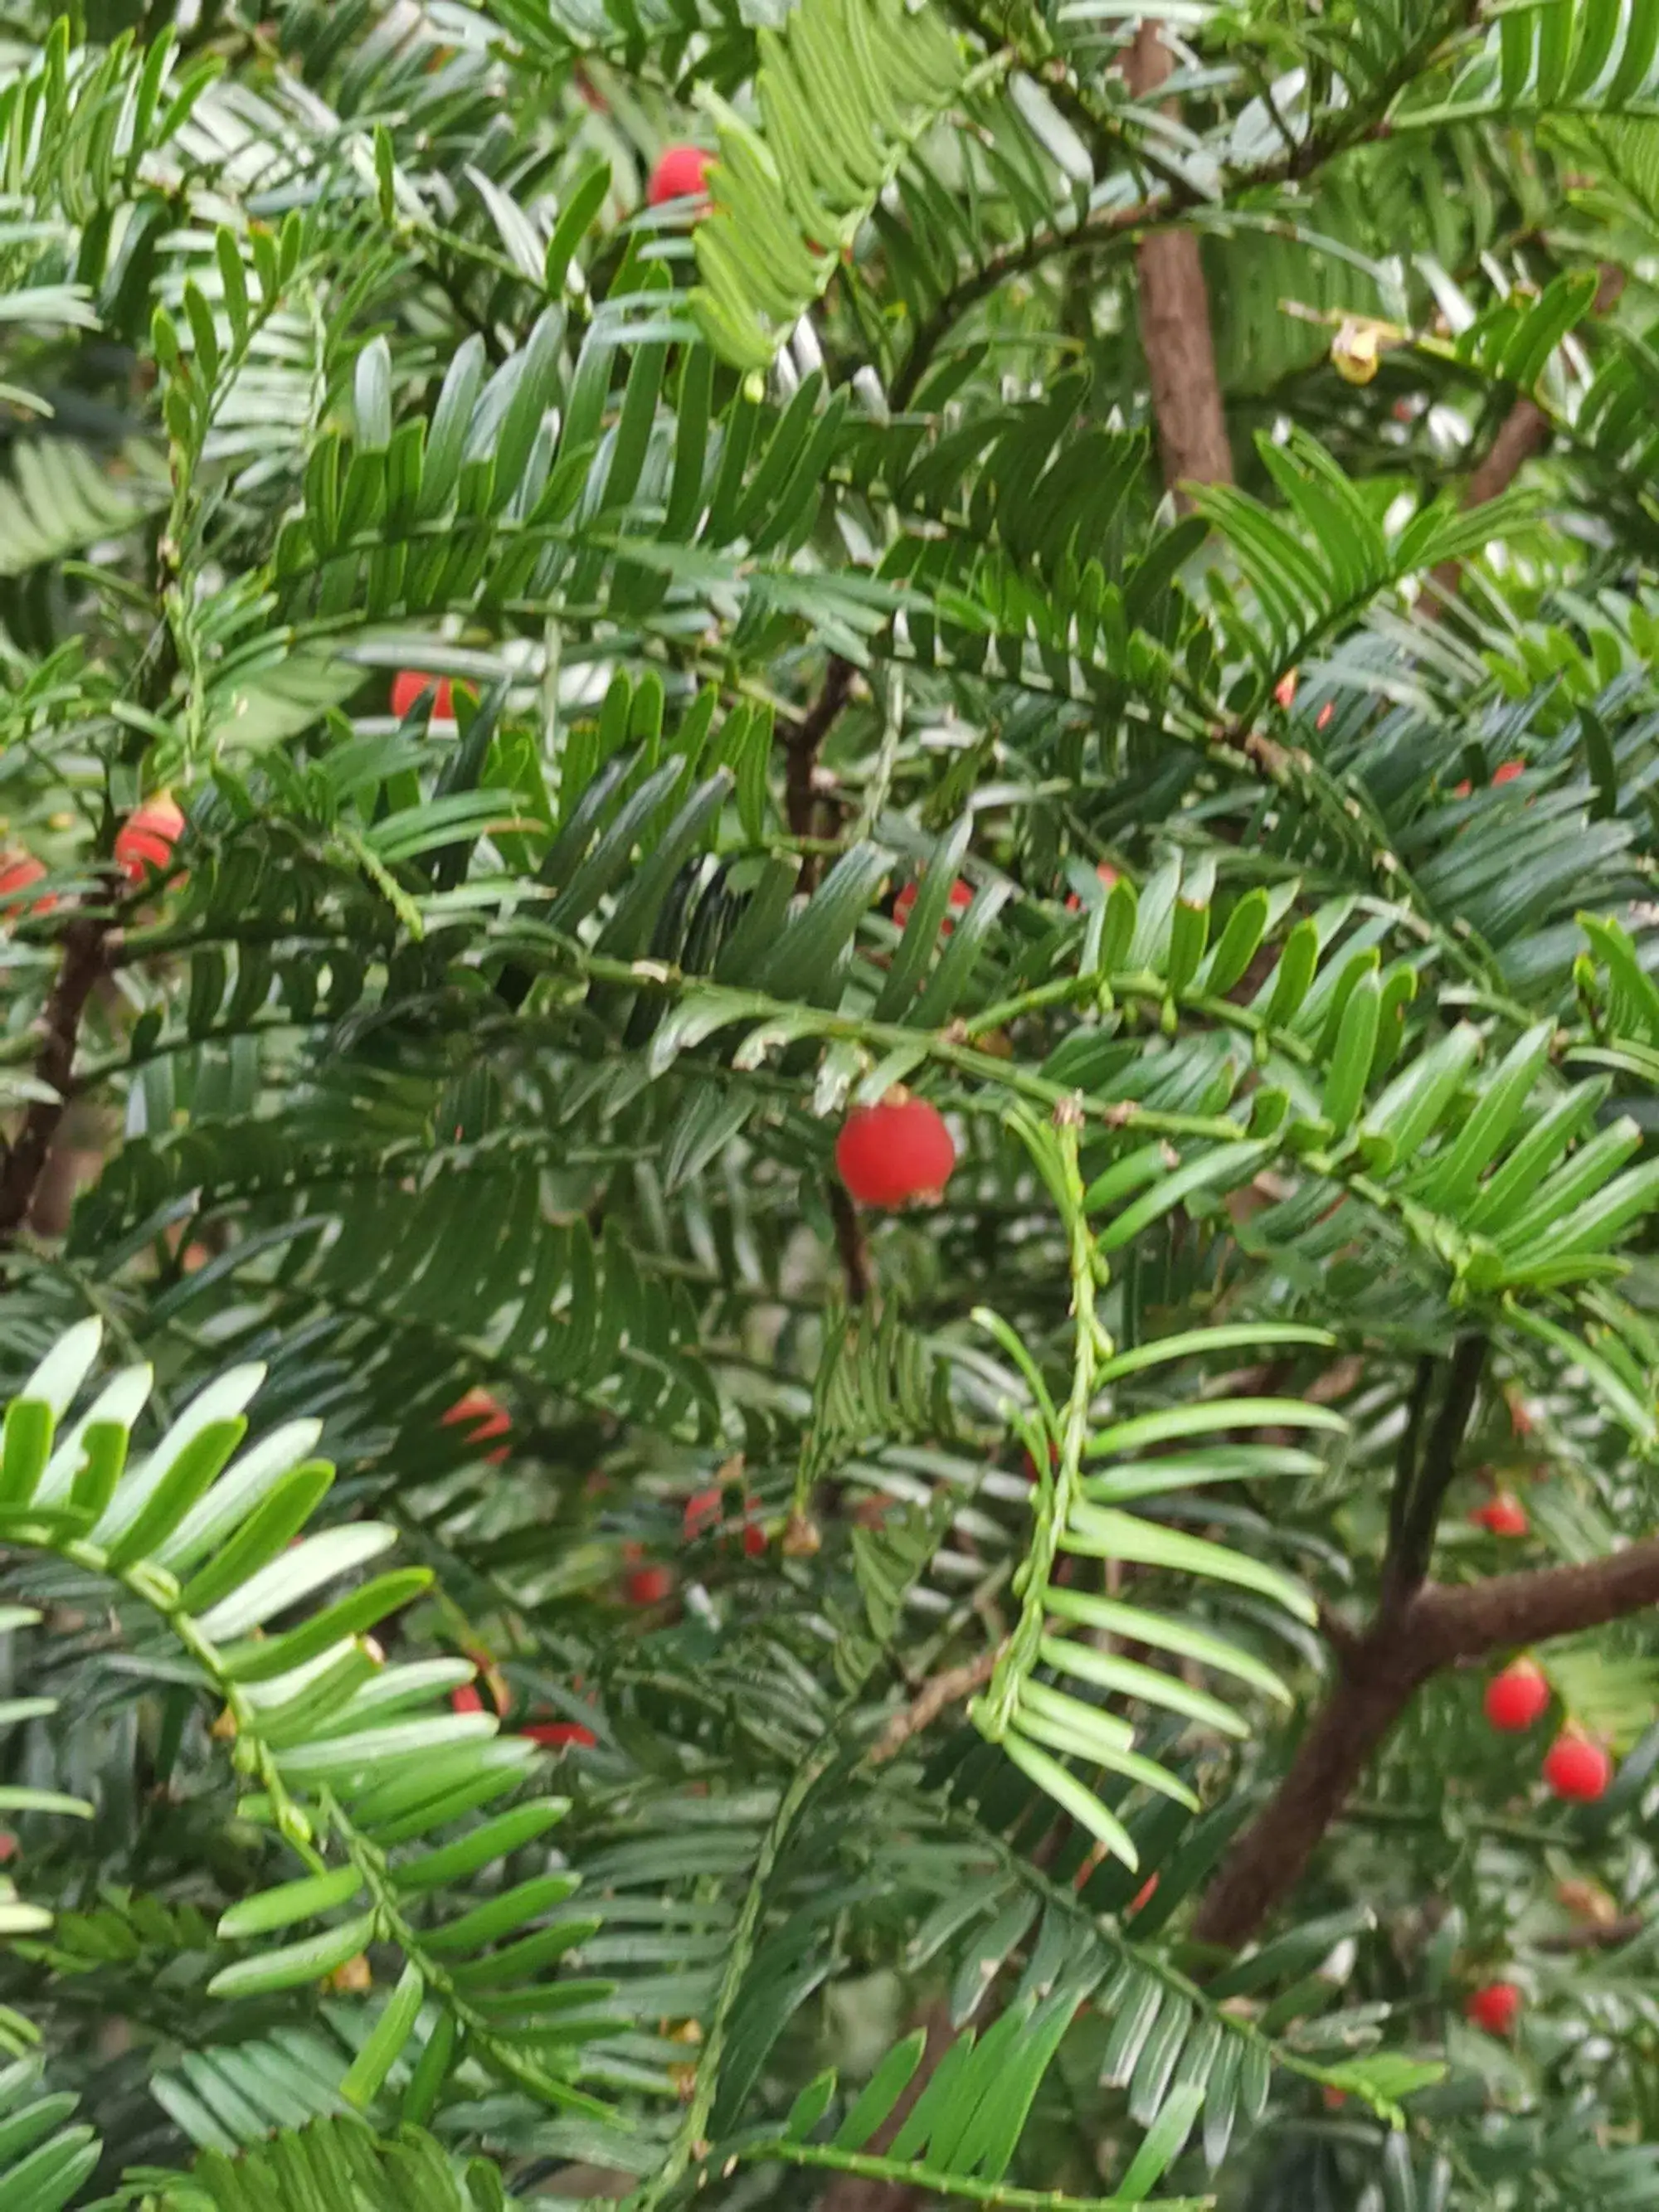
1471;1494;1528;1538
1464;1981;1520;2036
682;1486;722;1542
0;852;51;916
1492;760;1524;786
392;669;455;721
893;877;973;936
523;1720;596;1750
114;795;185;886
442;1386;511;1465
625;1563;674;1606
1065;860;1120;912
1484;1660;1549;1733
648;145;711;208
450;1683;484;1714
1543;1728;1612;1802
835;1091;956;1210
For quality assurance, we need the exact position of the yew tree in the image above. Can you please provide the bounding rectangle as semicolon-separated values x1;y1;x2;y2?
6;1;1659;2207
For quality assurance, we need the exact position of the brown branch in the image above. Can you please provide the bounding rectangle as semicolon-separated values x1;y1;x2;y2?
1123;20;1233;504
1383;1334;1487;1607
1428;264;1626;604
1424;399;1550;602
0;912;112;1242
868;1644;1001;1766
890;0;1477;414
1534;1915;1643;1953
1194;1536;1659;1952
784;653;855;888
828;1179;873;1308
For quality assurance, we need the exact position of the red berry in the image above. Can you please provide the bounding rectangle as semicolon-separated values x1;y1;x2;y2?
392;669;455;721
647;145;712;208
0;1832;17;1864
450;1683;484;1715
1321;2086;1347;2110
893;876;973;936
1273;669;1297;710
1492;759;1524;786
523;1720;597;1750
835;1091;956;1210
625;1563;674;1606
0;852;51;917
1484;1660;1549;1733
1315;702;1334;732
1464;1981;1520;2036
114;795;185;886
1543;1728;1612;1802
682;1487;722;1543
1471;1494;1528;1538
1066;860;1120;912
442;1386;511;1465
742;1513;766;1558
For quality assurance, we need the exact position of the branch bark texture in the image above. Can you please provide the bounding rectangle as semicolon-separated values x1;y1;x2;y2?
1193;1536;1659;1950
784;652;855;889
1123;20;1233;504
0;912;110;1242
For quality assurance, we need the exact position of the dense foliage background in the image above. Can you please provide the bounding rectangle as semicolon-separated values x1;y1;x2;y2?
8;0;1659;2206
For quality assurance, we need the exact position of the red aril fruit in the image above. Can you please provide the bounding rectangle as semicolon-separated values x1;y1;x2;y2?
741;1507;766;1558
1471;1494;1528;1537
648;145;712;207
625;1562;674;1606
450;1683;484;1714
835;1091;956;1210
1464;1981;1520;2035
1452;760;1524;800
442;1386;511;1465
893;876;973;936
1273;668;1297;710
1066;860;1120;912
392;669;455;721
114;795;185;886
1544;1728;1612;1801
1484;1659;1549;1733
0;852;51;916
523;1720;597;1750
682;1487;722;1542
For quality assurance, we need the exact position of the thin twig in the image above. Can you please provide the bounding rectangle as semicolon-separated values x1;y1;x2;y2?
868;1645;1002;1765
1384;1335;1487;1607
784;653;856;890
828;1179;873;1308
1533;1916;1644;1953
